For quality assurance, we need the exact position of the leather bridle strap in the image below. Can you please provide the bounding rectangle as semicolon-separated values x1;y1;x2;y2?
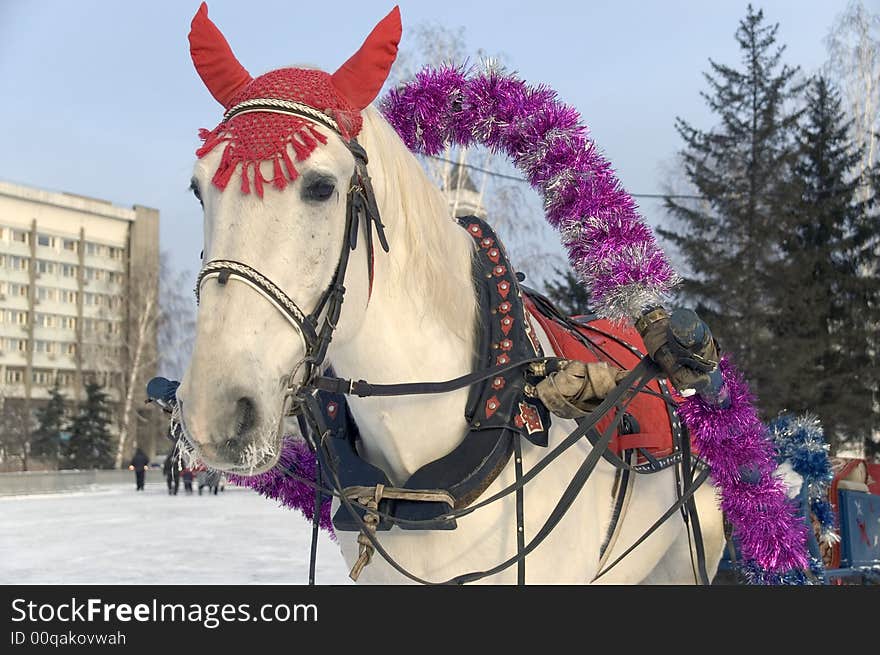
194;139;387;389
196;259;319;351
296;361;656;585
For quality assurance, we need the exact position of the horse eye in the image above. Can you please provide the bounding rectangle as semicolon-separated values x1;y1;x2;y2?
304;178;336;202
189;179;203;207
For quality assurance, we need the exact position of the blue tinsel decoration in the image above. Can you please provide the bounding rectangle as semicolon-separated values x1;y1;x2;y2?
768;413;837;542
733;413;837;585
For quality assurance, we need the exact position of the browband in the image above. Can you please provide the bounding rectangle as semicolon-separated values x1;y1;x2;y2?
223;98;342;136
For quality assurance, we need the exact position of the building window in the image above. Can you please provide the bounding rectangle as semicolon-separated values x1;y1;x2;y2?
36;287;57;302
63;239;78;253
37;234;51;247
36;260;56;275
34;313;56;328
12;230;29;244
61;264;77;277
6;369;24;384
8;255;29;271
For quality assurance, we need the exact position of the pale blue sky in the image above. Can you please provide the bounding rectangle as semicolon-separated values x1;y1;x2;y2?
0;0;858;281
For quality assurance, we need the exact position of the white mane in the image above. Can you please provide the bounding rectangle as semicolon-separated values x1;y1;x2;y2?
356;107;477;341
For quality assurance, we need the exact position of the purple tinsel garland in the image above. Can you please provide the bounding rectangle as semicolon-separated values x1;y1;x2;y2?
381;66;809;575
226;438;334;536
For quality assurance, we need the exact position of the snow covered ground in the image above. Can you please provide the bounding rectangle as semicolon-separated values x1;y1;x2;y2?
0;481;352;585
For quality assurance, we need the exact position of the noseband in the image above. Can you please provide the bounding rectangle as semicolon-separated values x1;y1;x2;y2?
195;108;389;396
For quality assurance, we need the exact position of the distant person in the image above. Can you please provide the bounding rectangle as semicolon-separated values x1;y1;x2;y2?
163;453;180;495
128;448;150;491
181;467;194;494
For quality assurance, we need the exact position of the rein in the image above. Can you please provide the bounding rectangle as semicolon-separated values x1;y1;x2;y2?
190;116;710;585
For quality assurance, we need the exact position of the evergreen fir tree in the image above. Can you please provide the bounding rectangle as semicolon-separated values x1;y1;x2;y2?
64;382;114;469
767;77;878;453
31;381;67;464
659;5;805;403
543;267;593;317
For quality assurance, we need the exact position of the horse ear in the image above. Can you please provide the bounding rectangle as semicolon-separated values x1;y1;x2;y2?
331;6;401;111
189;2;252;108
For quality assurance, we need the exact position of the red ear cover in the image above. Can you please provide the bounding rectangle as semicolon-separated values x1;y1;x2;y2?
189;2;253;107
331;6;401;110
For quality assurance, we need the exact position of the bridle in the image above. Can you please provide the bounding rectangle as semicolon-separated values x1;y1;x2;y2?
188;101;712;586
195;104;388;409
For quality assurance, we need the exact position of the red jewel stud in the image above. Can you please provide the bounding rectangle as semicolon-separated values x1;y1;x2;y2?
493;265;507;277
492;377;505;390
496;354;510;365
499;301;511;313
485;396;501;418
501;315;514;335
500;339;513;351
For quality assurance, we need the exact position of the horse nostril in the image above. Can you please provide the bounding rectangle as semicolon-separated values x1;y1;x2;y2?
235;397;258;438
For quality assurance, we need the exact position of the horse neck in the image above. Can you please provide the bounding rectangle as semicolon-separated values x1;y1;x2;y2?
328;138;478;484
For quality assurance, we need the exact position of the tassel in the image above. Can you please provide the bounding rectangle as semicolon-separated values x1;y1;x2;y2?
312;125;328;144
272;156;286;191
197;131;225;159
290;133;311;161
300;129;317;150
254;164;265;198
212;147;236;190
240;161;251;194
281;148;298;182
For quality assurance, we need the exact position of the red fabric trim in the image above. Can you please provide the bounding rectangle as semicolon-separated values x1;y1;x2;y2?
524;297;678;462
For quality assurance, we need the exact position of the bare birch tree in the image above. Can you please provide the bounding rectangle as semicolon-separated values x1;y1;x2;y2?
825;1;880;198
95;253;195;468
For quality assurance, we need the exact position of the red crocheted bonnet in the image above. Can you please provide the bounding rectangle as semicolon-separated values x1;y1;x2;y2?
190;3;401;197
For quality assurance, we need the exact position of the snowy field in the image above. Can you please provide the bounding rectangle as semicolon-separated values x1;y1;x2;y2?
0;481;352;585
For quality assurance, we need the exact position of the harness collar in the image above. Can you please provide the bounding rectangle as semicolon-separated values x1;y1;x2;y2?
319;216;551;532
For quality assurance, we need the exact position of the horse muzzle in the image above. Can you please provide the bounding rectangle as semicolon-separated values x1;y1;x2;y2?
175;389;283;475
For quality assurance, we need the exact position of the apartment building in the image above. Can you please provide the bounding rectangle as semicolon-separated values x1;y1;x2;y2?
0;180;159;467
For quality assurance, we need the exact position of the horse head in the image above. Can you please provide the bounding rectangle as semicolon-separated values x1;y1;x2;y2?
177;3;402;474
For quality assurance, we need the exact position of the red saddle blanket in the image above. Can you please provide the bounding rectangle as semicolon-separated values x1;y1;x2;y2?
524;296;680;462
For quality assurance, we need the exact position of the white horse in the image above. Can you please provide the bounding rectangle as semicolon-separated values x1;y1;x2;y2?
177;5;725;584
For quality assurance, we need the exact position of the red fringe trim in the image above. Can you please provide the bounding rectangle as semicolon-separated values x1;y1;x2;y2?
196;121;325;196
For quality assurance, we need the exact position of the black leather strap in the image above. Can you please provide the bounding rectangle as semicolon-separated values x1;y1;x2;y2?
314;356;548;397
592;465;712;581
514;435;525;585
